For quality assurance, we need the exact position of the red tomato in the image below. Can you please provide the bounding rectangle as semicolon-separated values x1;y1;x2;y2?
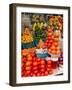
54;35;59;38
54;33;59;37
47;67;52;72
33;57;36;61
37;73;41;76
54;42;59;47
41;72;45;76
40;68;45;72
48;70;53;75
25;66;31;71
40;64;45;68
51;50;55;54
44;71;48;76
56;50;61;55
33;61;38;66
37;58;41;62
47;60;52;64
55;47;60;51
22;57;26;63
30;73;33;77
45;42;48;46
25;61;32;66
48;42;52;47
54;37;59;42
47;64;52;68
40;59;45;65
47;33;52;37
27;56;32;61
21;72;25;77
32;66;38;70
33;70;38;74
48;36;52;40
21;63;24;68
26;70;31;75
32;73;36;77
46;39;49;43
51;45;55;50
49;39;53;43
31;53;35;57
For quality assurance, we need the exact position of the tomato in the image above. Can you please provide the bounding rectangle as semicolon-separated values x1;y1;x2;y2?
47;60;52;64
41;72;45;76
37;58;41;62
44;71;48;76
33;70;38;74
27;54;31;57
30;73;33;77
55;47;60;51
49;39;53;43
40;59;45;65
45;42;48;46
21;72;25;77
22;57;26;63
25;66;31;71
32;73;36;77
47;32;52;37
40;68;45;72
48;36;52;40
32;66;38;70
31;53;35;57
26;70;31;75
51;46;55;51
54;42;59;47
47;67;52;72
40;64;45;68
48;70;53;75
33;57;36;61
25;61;32;66
54;32;59;37
56;50;61;55
46;39;49;43
54;37;59;42
37;73;41;76
54;35;59;38
33;61;38;66
21;66;25;72
27;56;32;61
48;42;52;47
21;63;25;67
51;50;55;54
47;64;52;68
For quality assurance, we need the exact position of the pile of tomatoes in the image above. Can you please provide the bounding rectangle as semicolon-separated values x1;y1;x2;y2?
45;27;61;56
21;53;60;77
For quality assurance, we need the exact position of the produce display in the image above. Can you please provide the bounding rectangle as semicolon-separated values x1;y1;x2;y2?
21;13;63;77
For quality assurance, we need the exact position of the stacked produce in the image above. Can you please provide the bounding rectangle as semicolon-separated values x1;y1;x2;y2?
48;31;61;56
22;27;33;43
21;14;63;77
45;27;53;48
21;54;54;77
